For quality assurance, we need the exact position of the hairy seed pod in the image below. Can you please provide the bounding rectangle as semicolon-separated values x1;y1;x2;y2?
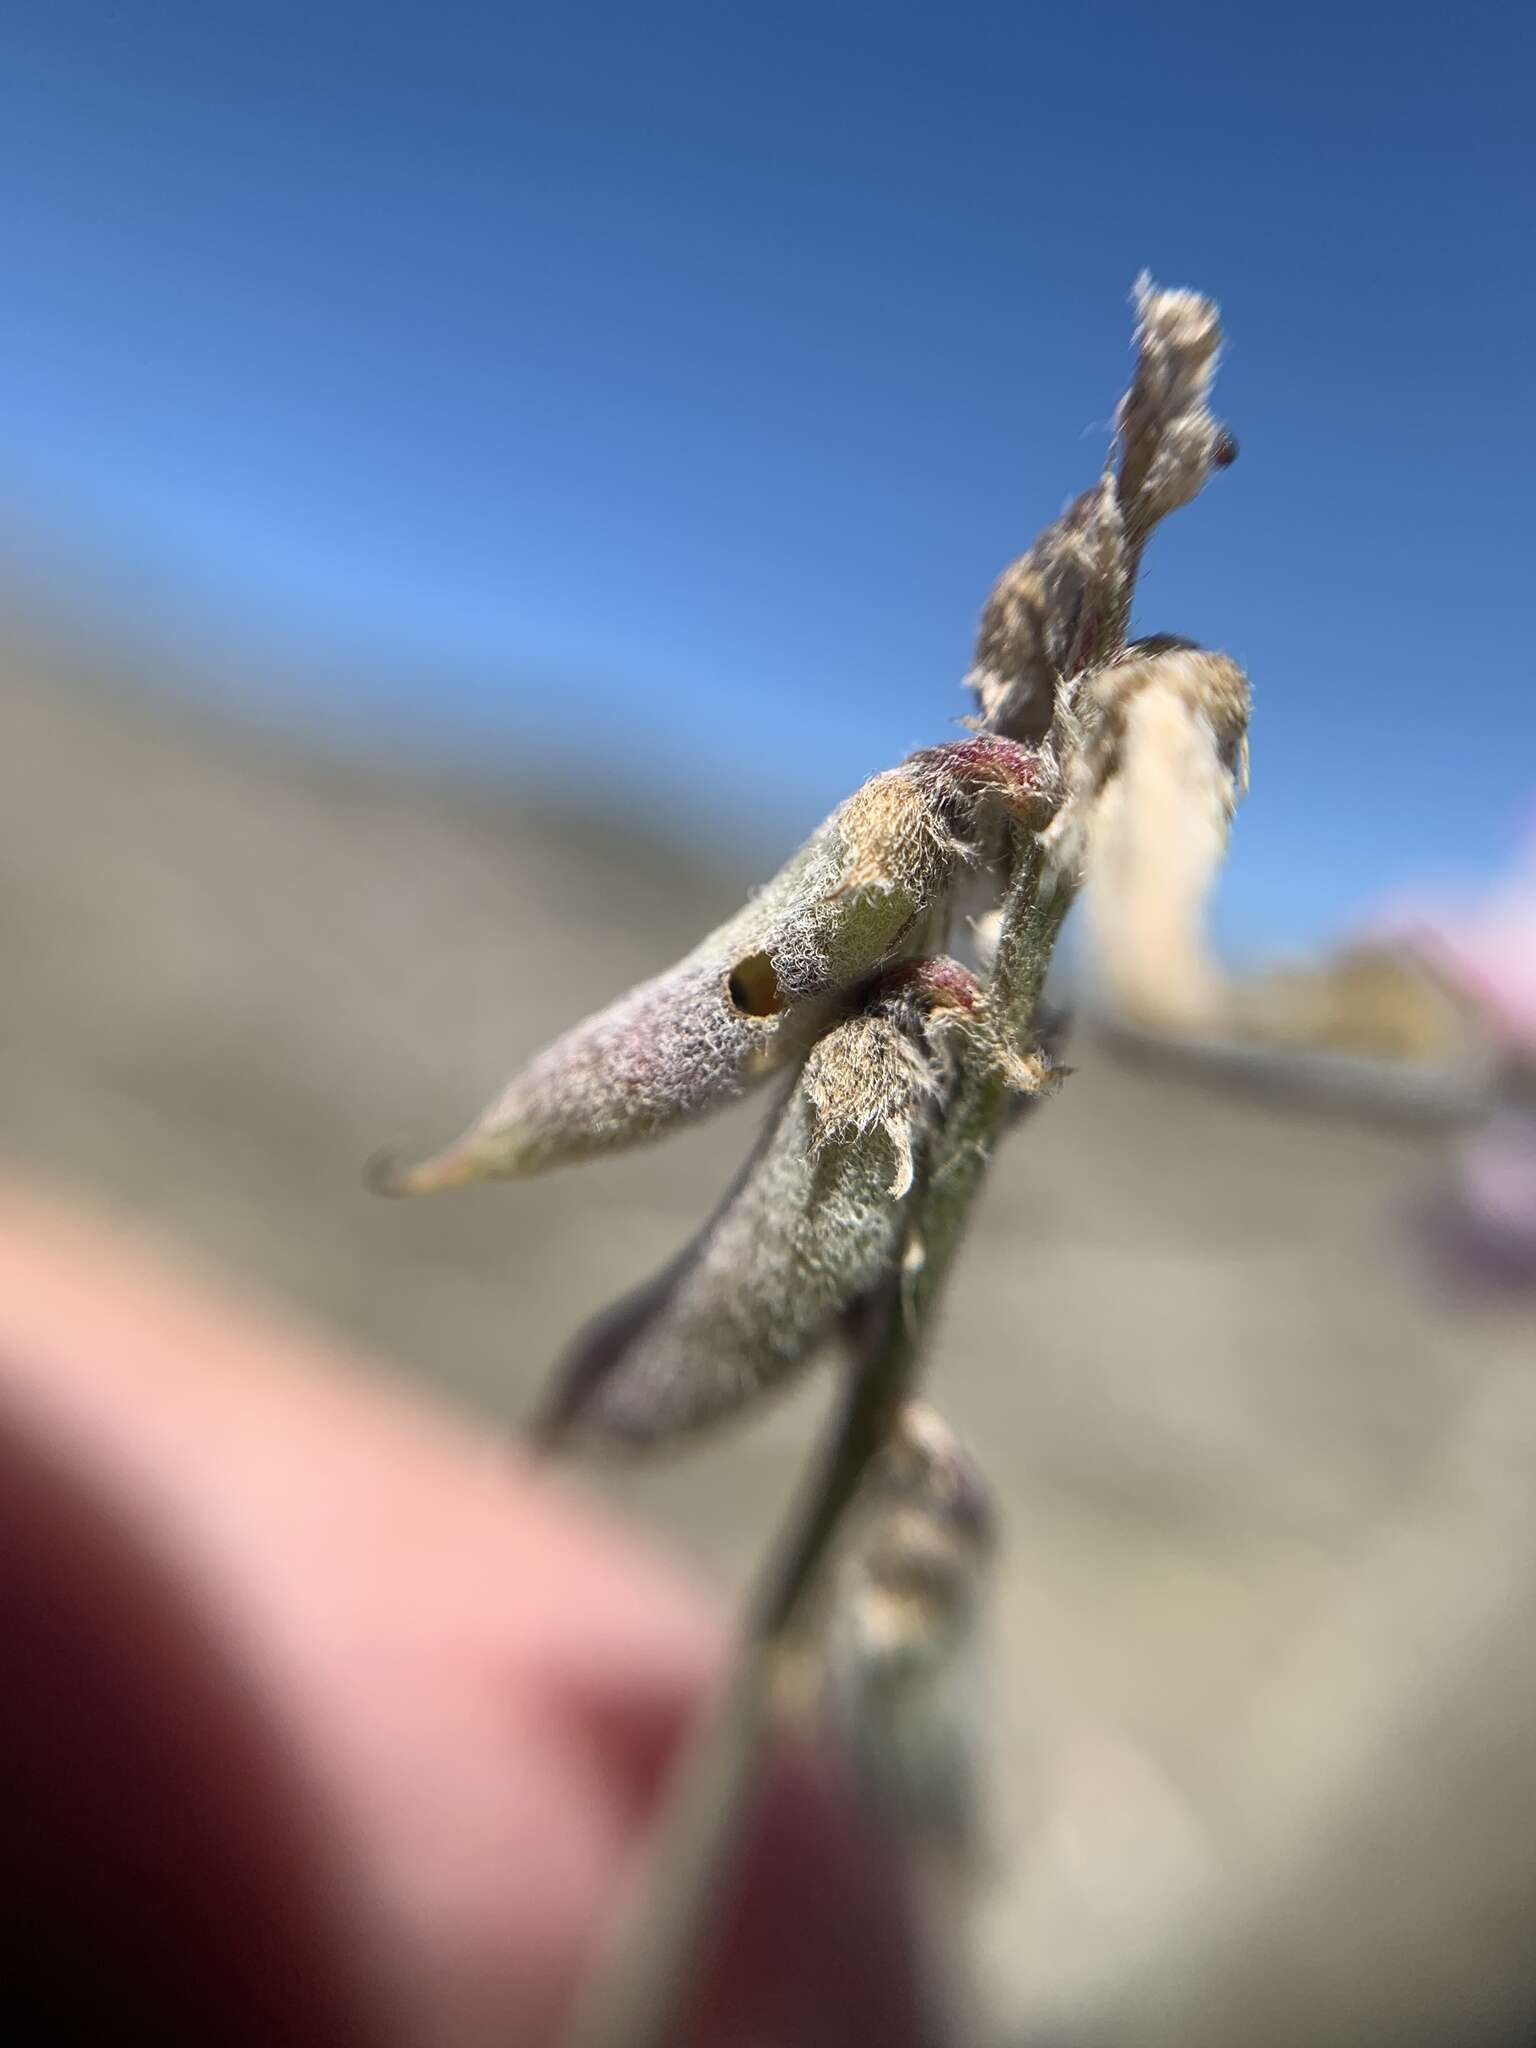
820;1403;996;1861
370;741;1051;1193
530;966;983;1449
1059;639;1251;1031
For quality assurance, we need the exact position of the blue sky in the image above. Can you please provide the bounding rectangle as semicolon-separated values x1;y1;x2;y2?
1;1;1530;955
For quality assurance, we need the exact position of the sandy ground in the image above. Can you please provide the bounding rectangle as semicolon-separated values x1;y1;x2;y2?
4;654;1534;2043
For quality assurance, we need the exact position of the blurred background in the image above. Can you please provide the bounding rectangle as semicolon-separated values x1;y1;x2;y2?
2;3;1534;2041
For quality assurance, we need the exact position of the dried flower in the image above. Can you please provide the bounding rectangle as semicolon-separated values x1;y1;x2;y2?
965;472;1125;745
966;276;1234;749
820;1402;996;1858
1116;274;1227;541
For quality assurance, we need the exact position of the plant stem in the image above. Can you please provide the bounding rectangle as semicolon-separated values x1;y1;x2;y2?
559;830;1071;2048
557;1248;928;2048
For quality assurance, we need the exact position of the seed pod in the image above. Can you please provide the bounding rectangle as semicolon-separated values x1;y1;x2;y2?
820;1403;996;1862
371;741;1050;1193
1059;639;1252;1031
531;966;983;1450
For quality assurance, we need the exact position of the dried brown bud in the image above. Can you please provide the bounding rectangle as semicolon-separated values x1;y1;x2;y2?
820;1403;996;1858
530;974;975;1449
965;472;1126;744
370;739;1051;1194
1115;274;1229;538
967;276;1234;747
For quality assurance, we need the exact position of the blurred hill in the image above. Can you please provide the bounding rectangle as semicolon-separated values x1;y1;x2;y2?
4;645;1535;2043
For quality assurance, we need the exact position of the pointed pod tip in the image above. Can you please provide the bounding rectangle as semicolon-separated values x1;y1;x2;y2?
364;1148;405;1198
363;1143;487;1198
516;1411;565;1462
363;1148;417;1198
